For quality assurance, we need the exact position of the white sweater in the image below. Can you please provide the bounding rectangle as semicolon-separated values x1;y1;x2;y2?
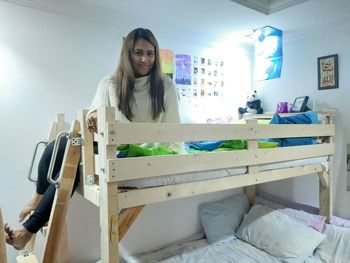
89;74;180;123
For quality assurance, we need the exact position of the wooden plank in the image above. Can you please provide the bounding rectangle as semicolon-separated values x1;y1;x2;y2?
98;107;119;263
42;120;81;263
319;113;334;221
118;206;145;241
109;143;334;181
16;254;39;263
58;222;70;263
47;114;69;143
47;122;58;144
118;164;323;209
107;123;334;144
78;110;95;188
318;170;329;188
244;110;335;120
319;163;333;221
79;184;100;207
245;120;259;205
0;207;7;263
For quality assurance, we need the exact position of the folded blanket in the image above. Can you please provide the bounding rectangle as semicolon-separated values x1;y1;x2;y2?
269;111;318;147
186;140;246;152
117;144;178;158
186;140;278;153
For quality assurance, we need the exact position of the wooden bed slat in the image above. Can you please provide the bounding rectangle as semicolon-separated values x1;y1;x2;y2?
98;107;119;263
118;206;145;241
107;123;334;144
118;164;323;209
108;143;334;182
42;120;81;263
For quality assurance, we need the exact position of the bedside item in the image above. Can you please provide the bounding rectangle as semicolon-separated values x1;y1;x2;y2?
290;96;309;112
276;101;288;113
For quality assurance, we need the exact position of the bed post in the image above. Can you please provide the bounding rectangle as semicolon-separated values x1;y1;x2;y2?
319;109;335;221
245;119;259;205
47;113;69;143
77;110;95;192
97;106;119;263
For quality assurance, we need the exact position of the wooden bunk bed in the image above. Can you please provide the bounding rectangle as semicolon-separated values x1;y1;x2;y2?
71;107;335;263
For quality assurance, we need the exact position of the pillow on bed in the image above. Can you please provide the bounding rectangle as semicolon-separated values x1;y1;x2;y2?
330;215;350;228
255;197;326;232
280;208;326;232
199;193;249;244
236;204;325;262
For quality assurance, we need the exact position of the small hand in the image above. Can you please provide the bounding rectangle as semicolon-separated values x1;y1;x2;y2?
86;112;98;134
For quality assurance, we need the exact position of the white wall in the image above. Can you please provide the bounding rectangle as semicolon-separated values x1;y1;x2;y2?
0;1;251;262
255;29;350;219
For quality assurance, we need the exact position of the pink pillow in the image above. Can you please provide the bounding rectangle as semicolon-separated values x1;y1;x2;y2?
255;196;326;232
279;208;326;232
330;215;350;228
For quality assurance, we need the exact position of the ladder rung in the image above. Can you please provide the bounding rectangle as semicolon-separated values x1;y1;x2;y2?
16;254;39;263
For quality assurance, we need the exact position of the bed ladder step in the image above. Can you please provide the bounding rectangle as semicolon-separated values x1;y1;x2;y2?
16;254;39;263
41;119;81;263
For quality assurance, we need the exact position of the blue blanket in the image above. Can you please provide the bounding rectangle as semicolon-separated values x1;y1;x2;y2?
269;111;318;147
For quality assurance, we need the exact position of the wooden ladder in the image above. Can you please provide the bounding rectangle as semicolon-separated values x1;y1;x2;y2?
17;119;81;263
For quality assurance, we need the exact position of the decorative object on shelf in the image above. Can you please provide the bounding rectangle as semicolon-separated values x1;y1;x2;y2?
276;101;289;113
290;96;309;112
238;90;264;118
317;54;338;90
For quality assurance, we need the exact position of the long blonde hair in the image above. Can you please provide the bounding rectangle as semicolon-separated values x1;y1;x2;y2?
113;28;165;121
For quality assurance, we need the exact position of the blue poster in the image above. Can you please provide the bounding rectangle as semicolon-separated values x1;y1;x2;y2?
254;26;283;81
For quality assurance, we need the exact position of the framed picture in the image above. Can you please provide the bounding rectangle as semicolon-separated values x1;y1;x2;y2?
317;54;338;90
291;96;309;112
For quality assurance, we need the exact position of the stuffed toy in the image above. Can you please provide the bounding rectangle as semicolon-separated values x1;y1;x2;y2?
238;90;264;116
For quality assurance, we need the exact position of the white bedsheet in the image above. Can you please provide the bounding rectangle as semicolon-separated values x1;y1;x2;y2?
125;224;350;263
118;157;328;189
306;224;350;263
125;233;279;263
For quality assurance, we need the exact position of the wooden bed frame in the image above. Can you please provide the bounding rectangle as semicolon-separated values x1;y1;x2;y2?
68;107;335;263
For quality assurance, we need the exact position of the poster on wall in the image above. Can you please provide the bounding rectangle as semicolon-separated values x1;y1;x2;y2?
317;54;338;90
175;54;192;85
190;55;225;98
160;49;174;79
253;26;283;81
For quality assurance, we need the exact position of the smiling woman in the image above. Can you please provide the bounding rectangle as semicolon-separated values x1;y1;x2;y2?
5;27;181;253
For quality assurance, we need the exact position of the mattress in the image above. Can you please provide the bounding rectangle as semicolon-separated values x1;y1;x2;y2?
124;233;279;263
118;156;328;188
124;224;350;263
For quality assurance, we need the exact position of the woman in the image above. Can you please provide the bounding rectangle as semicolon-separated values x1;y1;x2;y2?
5;28;180;250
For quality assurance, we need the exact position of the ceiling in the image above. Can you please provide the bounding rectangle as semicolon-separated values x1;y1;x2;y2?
5;0;350;46
230;0;308;15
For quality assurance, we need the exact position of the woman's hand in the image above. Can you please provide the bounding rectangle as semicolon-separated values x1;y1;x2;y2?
86;111;98;134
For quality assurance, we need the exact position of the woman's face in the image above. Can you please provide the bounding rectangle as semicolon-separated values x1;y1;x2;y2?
131;39;156;77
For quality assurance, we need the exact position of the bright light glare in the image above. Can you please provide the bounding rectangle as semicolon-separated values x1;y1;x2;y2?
0;42;16;86
255;36;278;58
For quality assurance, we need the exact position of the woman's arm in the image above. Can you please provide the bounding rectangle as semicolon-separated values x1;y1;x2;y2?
86;75;114;133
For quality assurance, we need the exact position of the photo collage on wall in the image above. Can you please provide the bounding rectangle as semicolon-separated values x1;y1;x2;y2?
174;54;226;98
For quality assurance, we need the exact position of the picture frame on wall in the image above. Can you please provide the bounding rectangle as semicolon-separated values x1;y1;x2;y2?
317;54;338;90
290;96;309;112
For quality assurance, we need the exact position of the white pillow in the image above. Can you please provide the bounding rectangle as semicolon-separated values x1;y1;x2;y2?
236;205;325;262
